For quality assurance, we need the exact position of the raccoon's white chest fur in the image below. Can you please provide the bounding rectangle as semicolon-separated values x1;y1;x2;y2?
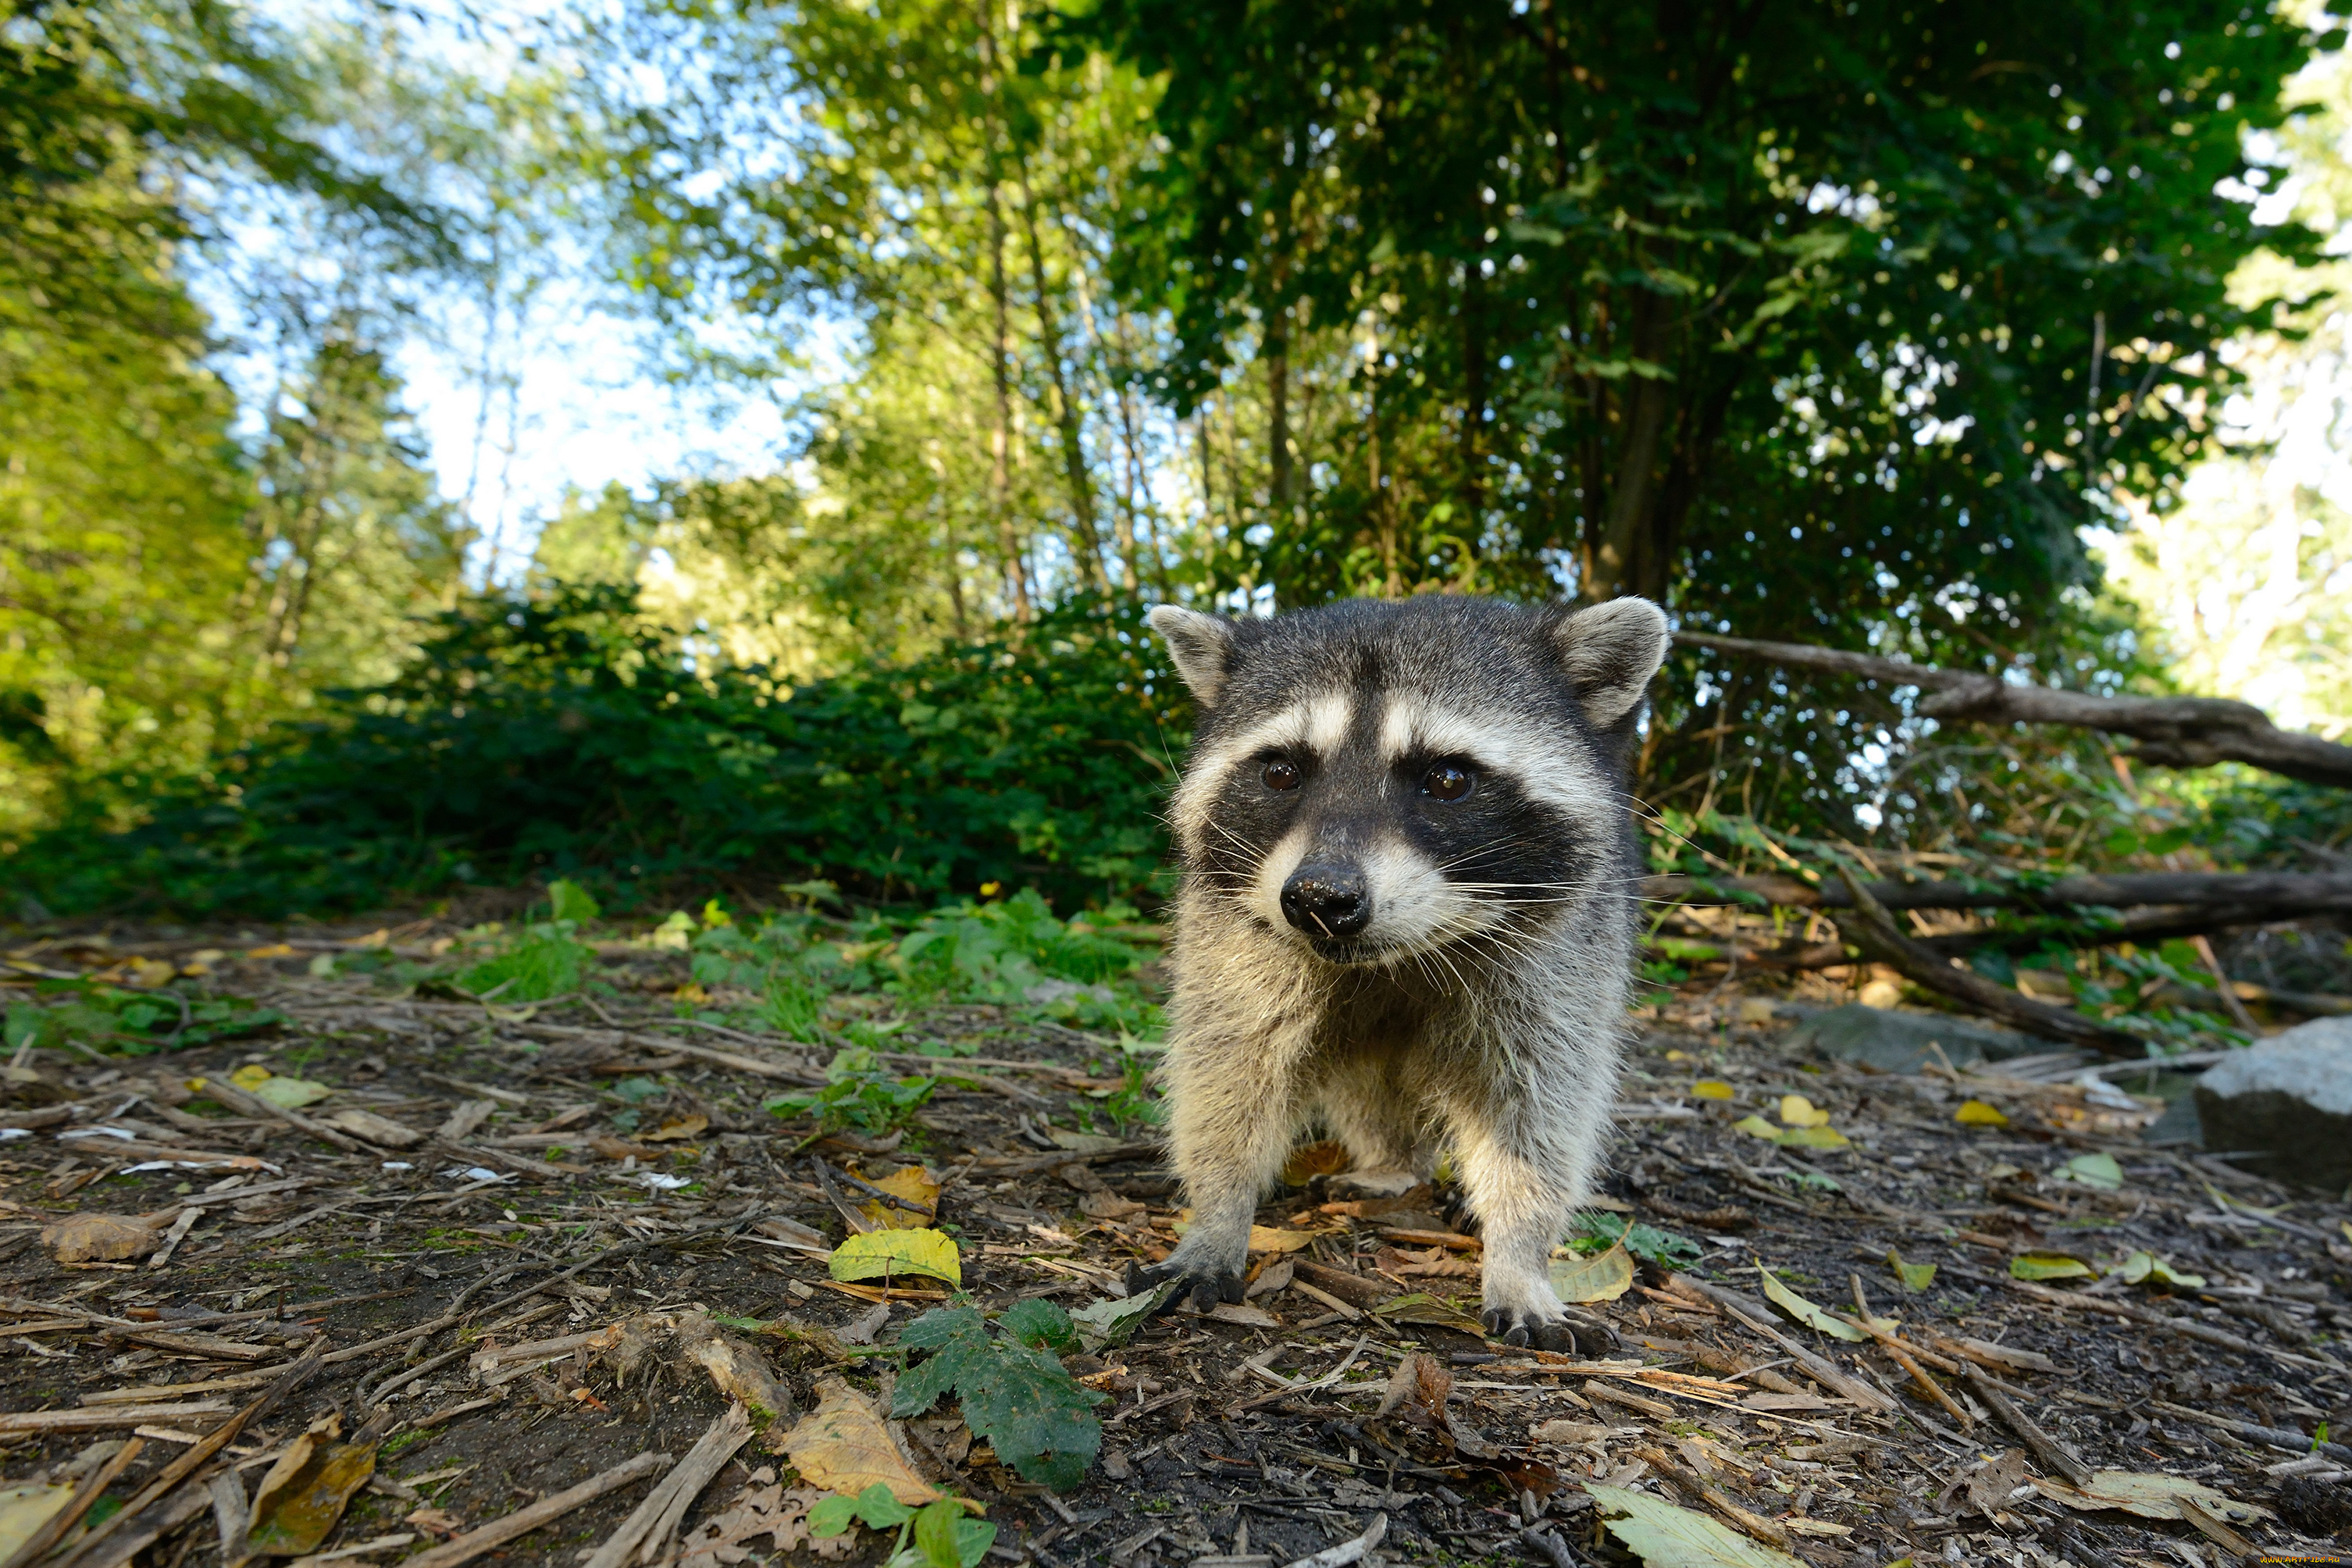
1131;593;1669;1352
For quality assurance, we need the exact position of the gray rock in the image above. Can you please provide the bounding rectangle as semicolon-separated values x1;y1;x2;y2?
2193;1019;2352;1188
1785;1002;2046;1074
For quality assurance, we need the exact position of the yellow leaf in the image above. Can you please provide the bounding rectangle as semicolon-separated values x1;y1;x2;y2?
230;1063;274;1091
254;1077;333;1109
856;1166;940;1231
1755;1265;1869;1342
1586;1483;1807;1568
2009;1251;2096;1281
1778;1095;1830;1128
1954;1099;2009;1128
1778;1126;1850;1149
1691;1080;1735;1101
0;1487;77;1564
245;944;298;959
780;1377;943;1506
641;1115;711;1144
1731;1114;1784;1141
828;1227;961;1287
1247;1226;1317;1254
1549;1243;1635;1305
1280;1140;1352;1185
1885;1250;1937;1291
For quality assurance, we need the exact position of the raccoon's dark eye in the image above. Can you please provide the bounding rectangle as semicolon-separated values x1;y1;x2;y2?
1262;759;1302;792
1422;764;1473;802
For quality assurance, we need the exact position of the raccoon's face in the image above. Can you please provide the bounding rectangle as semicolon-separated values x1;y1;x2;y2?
1149;596;1670;967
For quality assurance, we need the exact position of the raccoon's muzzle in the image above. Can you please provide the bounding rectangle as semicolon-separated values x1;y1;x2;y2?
1279;860;1371;938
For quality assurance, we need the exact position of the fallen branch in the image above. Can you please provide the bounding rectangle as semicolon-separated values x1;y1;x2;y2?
1830;872;2144;1056
1957;1363;2092;1487
2149;1400;2352;1464
1677;630;2352;787
1643;869;2352;914
397;1452;671;1568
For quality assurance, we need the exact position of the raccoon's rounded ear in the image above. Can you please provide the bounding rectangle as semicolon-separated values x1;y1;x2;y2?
1146;605;1238;707
1551;596;1670;728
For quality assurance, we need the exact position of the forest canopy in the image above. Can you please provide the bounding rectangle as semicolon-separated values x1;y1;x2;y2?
3;0;2348;916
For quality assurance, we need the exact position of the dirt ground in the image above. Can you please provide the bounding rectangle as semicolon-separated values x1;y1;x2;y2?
4;925;2350;1568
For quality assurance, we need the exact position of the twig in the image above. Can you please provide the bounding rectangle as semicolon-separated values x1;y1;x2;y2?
1661;1278;1896;1413
1843;1275;1973;1431
582;1406;752;1568
817;1159;933;1218
2004;1277;2337;1369
1957;1363;2092;1487
2149;1400;2352;1463
396;1452;671;1568
192;1076;364;1153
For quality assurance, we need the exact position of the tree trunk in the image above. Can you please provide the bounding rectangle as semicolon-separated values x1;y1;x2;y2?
1588;290;1670;603
1267;303;1292;526
1461;267;1486;524
1019;186;1104;591
983;182;1028;622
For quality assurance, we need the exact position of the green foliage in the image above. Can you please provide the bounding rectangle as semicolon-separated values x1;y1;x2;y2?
1569;1212;1702;1270
766;1048;936;1141
2;980;285;1057
453;934;591;1003
891;1302;1105;1490
2;586;1185;917
807;1486;995;1568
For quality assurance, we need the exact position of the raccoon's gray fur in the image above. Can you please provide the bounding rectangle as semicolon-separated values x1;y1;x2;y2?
1134;594;1670;1351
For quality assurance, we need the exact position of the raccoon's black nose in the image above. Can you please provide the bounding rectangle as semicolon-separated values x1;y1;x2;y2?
1281;863;1371;938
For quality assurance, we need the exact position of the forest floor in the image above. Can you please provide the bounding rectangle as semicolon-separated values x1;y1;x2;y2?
2;922;2350;1568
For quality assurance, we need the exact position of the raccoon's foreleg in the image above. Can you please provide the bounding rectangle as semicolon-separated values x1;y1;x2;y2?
1129;1031;1306;1314
1451;1090;1616;1354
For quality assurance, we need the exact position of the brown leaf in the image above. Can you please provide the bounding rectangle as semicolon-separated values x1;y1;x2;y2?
42;1210;174;1263
1078;1189;1146;1221
778;1378;941;1506
587;1134;663;1161
1963;1450;2030;1520
1280;1140;1352;1185
676;1313;793;1425
676;1472;854;1568
324;1110;423;1148
641;1115;709;1144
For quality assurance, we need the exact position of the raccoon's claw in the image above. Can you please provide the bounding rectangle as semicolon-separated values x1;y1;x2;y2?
1481;1305;1618;1355
1126;1257;1244;1316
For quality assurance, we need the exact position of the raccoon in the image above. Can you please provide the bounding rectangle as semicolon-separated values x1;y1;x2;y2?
1132;593;1670;1351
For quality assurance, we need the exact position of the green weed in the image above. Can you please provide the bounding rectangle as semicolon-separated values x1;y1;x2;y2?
765;1047;935;1142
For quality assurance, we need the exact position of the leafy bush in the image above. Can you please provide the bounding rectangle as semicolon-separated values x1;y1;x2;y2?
2;586;1187;918
2;980;285;1057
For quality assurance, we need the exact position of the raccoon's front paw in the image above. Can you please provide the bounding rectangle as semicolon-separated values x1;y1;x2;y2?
1480;1302;1619;1355
1127;1256;1244;1316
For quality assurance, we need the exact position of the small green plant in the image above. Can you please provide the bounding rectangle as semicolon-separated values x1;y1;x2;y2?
4;981;285;1057
1084;1047;1164;1135
1568;1212;1702;1269
765;1047;935;1141
891;1300;1104;1489
807;1486;994;1568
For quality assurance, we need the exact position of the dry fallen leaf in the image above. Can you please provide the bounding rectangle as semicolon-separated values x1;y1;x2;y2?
641;1115;710;1144
1280;1140;1351;1185
1954;1099;2009;1128
778;1378;943;1506
42;1210;174;1264
1245;1225;1316;1253
676;1473;856;1568
676;1312;794;1425
2032;1471;2272;1525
